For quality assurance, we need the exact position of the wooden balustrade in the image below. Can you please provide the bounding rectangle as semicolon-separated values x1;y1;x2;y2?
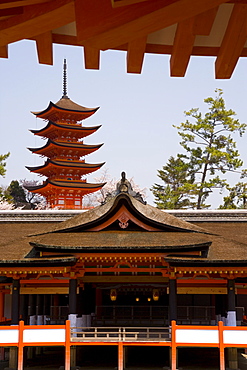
70;326;170;342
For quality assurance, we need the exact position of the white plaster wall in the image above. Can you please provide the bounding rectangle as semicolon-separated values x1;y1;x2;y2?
176;329;219;344
23;329;66;343
224;330;247;345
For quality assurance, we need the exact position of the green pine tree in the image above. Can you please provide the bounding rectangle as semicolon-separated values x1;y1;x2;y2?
0;153;10;177
152;89;247;209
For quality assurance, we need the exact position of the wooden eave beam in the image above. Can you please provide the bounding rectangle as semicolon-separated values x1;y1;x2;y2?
170;17;195;77
0;7;23;16
75;0;227;51
0;0;52;10
193;6;218;35
112;0;151;7
0;45;8;58
170;7;218;77
127;35;147;73
83;46;100;70
0;0;74;47
215;3;247;79
34;30;53;65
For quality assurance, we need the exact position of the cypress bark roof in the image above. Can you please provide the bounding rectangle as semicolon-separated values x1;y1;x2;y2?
1;193;247;267
39;193;207;234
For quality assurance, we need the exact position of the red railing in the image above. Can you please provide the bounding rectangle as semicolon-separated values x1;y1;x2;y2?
0;320;247;370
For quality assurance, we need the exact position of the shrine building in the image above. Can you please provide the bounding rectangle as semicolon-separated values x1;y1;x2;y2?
0;173;247;370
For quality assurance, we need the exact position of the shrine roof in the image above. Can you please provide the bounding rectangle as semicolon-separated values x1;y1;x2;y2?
1;174;247;266
29;231;212;252
0;255;76;267
32;98;99;116
1;205;247;265
33;192;207;234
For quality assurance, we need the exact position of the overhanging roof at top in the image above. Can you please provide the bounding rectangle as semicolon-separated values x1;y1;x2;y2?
1;0;247;78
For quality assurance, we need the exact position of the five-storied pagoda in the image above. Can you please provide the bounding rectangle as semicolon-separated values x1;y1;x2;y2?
26;60;105;209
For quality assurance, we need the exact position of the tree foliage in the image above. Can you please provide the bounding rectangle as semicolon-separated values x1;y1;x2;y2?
7;180;26;205
151;89;247;209
151;155;195;209
0;152;10;177
219;181;247;209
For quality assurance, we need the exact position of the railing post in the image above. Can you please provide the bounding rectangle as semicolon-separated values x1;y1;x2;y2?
171;320;177;370
65;320;71;370
118;342;124;370
18;320;24;370
218;321;225;370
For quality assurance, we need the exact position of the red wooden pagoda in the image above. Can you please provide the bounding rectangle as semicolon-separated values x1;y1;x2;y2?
26;60;105;209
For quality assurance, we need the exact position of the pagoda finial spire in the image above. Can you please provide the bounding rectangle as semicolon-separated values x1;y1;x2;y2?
62;59;69;99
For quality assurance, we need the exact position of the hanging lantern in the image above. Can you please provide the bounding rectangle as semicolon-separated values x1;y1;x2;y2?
153;289;159;301
110;289;117;301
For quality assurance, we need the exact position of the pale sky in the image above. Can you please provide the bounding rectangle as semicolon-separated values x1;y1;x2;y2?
1;40;247;207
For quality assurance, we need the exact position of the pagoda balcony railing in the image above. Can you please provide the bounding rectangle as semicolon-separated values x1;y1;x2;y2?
70;326;170;342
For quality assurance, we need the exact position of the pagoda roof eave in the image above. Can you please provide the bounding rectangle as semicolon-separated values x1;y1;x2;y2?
27;139;103;153
31;100;99;117
30;121;101;135
25;160;105;172
25;179;106;192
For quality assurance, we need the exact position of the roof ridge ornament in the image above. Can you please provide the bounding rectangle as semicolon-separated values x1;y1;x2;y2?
62;59;69;99
103;172;146;205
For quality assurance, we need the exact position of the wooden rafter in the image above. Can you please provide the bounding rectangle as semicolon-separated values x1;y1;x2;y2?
170;17;195;77
215;3;247;79
0;0;74;47
84;46;100;70
127;35;147;73
112;0;151;8
0;0;52;10
0;7;23;17
34;31;53;65
0;0;246;77
76;0;227;50
0;45;8;58
170;7;218;77
193;6;218;35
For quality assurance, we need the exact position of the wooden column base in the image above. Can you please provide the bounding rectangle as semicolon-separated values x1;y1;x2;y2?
228;347;238;370
70;346;76;368
9;347;18;369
